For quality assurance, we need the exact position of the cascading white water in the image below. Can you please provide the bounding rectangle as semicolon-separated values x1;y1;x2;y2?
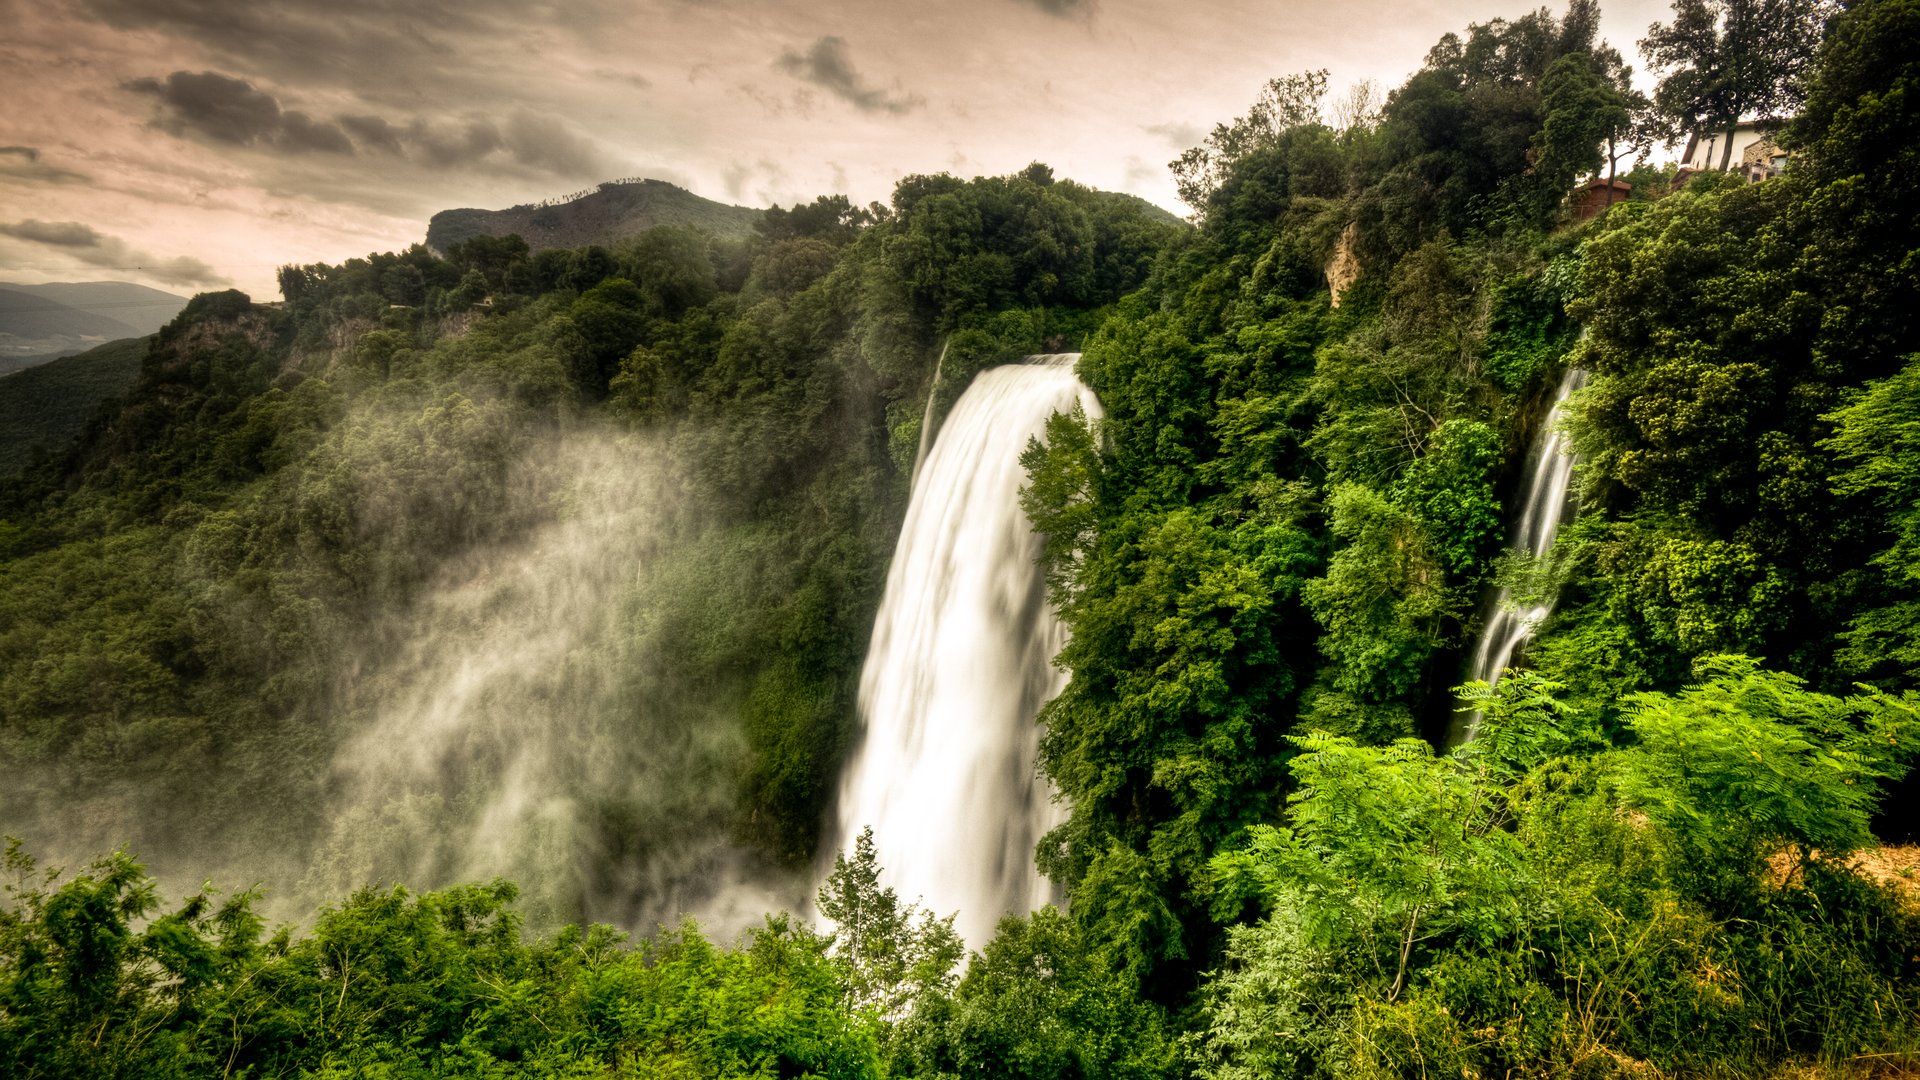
1459;367;1589;739
831;355;1100;947
910;340;948;486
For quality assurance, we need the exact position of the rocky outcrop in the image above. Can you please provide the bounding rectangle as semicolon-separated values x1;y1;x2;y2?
1326;221;1360;308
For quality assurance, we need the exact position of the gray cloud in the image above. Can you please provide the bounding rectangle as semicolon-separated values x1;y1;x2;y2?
0;220;101;247
0;219;227;286
777;37;922;115
338;114;407;155
280;110;356;154
0;146;91;185
499;113;605;177
126;70;611;179
81;0;525;98
126;70;354;153
1145;121;1204;149
1016;0;1095;15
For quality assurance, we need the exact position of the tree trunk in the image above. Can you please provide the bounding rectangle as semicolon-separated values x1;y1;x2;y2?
1718;119;1739;171
1389;906;1421;1002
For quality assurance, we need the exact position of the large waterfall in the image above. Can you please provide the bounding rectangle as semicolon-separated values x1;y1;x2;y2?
1458;367;1588;740
831;355;1100;947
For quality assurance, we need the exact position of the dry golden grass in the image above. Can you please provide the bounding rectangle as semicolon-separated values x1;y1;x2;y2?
1764;844;1920;906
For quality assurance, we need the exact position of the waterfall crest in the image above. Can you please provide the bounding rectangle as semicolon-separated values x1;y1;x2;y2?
1457;367;1588;740
831;355;1099;947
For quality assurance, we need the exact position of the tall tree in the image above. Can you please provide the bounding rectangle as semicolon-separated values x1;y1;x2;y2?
1170;69;1330;214
1534;51;1645;214
1641;0;1834;171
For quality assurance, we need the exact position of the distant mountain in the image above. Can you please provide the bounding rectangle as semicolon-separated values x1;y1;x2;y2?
2;281;189;336
0;334;148;474
427;179;764;254
0;282;186;374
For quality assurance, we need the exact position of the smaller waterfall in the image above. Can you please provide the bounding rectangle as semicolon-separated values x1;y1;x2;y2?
910;340;949;486
831;355;1099;947
1458;367;1588;740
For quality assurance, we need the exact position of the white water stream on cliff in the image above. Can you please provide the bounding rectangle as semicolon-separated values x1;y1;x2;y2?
830;355;1099;946
1459;366;1588;740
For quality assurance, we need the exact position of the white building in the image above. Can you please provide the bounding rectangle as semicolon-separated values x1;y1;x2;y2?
1683;120;1771;171
1677;120;1789;184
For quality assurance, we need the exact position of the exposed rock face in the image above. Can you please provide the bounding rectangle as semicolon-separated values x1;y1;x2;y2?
1326;221;1360;308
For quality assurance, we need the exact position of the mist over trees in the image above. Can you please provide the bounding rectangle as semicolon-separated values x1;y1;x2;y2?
4;0;1920;1076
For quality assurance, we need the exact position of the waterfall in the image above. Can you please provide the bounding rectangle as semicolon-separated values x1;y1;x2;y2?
1458;367;1589;740
830;355;1099;947
910;340;949;487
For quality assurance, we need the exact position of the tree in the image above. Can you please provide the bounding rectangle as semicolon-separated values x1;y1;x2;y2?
892;907;1176;1080
1535;52;1650;215
1641;0;1834;171
816;827;963;1018
1823;355;1920;681
1303;484;1449;701
1171;70;1330;214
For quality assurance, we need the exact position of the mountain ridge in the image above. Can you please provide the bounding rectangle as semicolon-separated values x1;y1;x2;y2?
0;281;186;374
426;178;764;254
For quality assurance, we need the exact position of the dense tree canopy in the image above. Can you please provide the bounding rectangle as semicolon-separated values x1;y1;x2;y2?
3;0;1919;1076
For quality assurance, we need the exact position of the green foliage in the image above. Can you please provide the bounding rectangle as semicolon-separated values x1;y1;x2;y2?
1641;0;1832;169
7;3;1920;1075
1171;70;1332;215
816;827;963;1017
1544;0;1920;693
0;163;1186;914
1390;417;1503;576
1195;667;1920;1079
1534;52;1638;213
1481;267;1576;390
894;907;1176;1080
1359;0;1627;247
1215;734;1528;1001
1825;355;1920;681
0;843;882;1079
1304;484;1449;700
1618;655;1920;872
0;336;149;476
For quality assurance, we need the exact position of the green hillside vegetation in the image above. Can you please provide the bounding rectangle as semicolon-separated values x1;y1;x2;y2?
4;0;1920;1076
0;171;1182;920
0;336;149;474
426;178;766;255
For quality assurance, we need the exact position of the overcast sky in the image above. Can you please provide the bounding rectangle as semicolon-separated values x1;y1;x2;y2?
0;0;1676;298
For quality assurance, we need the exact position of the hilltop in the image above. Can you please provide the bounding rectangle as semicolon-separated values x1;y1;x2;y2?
426;178;764;254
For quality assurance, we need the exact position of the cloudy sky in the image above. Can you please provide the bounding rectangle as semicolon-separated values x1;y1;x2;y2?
1;0;1674;298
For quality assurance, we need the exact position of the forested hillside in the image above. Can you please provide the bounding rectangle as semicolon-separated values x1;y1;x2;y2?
3;0;1919;1076
0;172;1179;924
426;179;767;255
0;336;148;473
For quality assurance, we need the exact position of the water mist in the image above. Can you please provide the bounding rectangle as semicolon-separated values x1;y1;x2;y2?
306;428;798;932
